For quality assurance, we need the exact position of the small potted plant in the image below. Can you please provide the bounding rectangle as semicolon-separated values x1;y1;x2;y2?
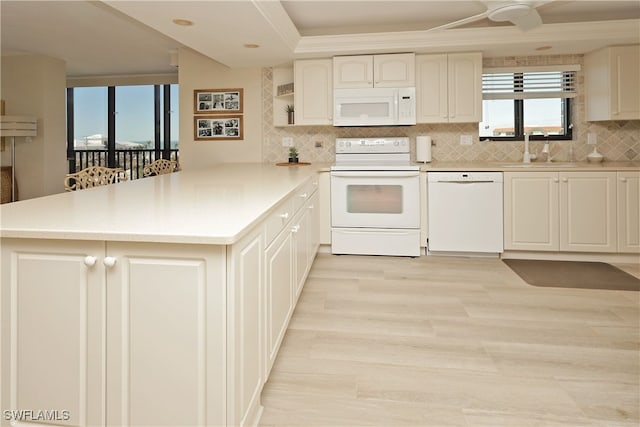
285;104;295;125
288;147;299;163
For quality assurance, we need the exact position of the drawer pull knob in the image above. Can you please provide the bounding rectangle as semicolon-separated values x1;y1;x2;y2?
103;257;117;268
84;256;97;267
279;212;289;220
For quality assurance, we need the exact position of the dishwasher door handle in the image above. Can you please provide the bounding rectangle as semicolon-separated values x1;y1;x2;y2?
436;180;496;184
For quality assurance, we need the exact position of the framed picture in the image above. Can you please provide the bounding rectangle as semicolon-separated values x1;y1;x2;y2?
194;115;243;141
194;88;243;114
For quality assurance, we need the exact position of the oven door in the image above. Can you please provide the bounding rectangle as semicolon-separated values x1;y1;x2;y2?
331;170;420;228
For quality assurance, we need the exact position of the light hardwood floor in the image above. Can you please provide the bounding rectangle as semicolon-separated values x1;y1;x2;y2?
260;254;640;427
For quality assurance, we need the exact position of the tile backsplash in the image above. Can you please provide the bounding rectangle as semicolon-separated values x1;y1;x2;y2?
262;55;639;164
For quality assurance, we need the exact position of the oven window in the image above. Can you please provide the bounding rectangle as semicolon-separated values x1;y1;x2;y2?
346;185;403;214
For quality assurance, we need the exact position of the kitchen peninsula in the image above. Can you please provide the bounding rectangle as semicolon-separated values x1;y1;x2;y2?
0;163;327;427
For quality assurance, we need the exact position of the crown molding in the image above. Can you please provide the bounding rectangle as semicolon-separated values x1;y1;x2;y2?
294;19;640;57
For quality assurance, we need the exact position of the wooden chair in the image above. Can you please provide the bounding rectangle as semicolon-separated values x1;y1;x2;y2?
143;159;180;177
64;166;128;191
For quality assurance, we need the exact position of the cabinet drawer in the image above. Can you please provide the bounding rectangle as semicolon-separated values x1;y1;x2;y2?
264;197;295;245
293;178;318;211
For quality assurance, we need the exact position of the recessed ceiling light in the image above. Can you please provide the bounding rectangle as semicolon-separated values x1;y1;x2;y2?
243;43;260;49
172;18;193;26
536;45;552;51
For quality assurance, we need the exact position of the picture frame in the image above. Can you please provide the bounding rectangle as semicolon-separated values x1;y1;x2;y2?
194;115;243;141
194;88;243;114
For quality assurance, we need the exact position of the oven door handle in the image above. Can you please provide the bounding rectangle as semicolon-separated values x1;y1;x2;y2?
331;171;419;178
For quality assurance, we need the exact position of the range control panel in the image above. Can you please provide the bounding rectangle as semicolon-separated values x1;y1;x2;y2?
335;137;410;154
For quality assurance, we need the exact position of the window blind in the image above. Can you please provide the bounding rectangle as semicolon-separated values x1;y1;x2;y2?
482;68;577;100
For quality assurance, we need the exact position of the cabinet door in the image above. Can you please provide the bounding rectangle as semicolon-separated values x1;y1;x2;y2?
0;239;105;427
292;208;309;299
373;53;415;87
560;172;617;252
227;229;264;426
307;191;321;263
617;171;640;253
294;59;333;125
105;242;226;427
447;52;482;123
318;171;332;245
416;54;448;123
333;55;374;88
504;172;559;251
264;229;293;376
610;46;640;120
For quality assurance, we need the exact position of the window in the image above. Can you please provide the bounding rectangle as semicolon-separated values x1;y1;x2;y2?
479;67;577;141
67;84;179;179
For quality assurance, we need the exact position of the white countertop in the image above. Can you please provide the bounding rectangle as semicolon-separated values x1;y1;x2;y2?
418;160;640;172
0;163;331;245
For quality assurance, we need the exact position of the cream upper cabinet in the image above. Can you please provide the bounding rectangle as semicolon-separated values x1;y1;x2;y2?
617;171;640;253
416;52;482;123
559;172;617;252
294;59;333;125
333;53;415;88
504;171;618;253
584;45;640;121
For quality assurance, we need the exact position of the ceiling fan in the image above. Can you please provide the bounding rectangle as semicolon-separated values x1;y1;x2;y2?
429;1;550;32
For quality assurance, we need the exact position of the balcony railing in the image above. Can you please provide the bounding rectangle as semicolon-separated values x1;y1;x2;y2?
70;149;179;180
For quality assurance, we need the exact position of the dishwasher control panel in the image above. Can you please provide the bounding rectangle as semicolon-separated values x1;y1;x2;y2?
427;172;503;183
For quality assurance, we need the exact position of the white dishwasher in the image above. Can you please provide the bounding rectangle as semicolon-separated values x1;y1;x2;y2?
427;172;503;254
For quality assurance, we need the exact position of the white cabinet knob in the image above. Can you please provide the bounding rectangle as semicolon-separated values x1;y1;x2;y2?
291;225;300;233
84;256;97;267
620;177;628;182
103;257;117;268
308;204;315;210
562;177;568;182
553;178;559;183
299;193;308;199
279;212;289;220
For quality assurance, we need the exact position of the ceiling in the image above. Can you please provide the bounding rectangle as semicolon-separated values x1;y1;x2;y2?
1;1;639;77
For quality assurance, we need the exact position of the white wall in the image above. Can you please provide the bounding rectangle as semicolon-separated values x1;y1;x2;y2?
1;55;67;200
178;48;262;169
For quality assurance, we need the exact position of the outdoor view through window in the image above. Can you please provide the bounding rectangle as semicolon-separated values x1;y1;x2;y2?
480;98;566;138
73;85;179;151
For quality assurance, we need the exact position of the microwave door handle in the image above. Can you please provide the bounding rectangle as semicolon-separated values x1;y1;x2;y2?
331;171;419;178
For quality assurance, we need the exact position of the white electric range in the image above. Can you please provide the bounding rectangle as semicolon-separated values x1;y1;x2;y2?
330;137;421;257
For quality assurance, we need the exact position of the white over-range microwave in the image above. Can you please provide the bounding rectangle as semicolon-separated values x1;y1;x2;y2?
333;87;416;126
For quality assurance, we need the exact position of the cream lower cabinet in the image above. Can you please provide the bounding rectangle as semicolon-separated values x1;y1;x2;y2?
617;171;640;253
504;171;617;252
560;172;617;252
227;228;264;426
0;239;226;427
318;171;331;245
265;189;319;377
265;220;294;376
